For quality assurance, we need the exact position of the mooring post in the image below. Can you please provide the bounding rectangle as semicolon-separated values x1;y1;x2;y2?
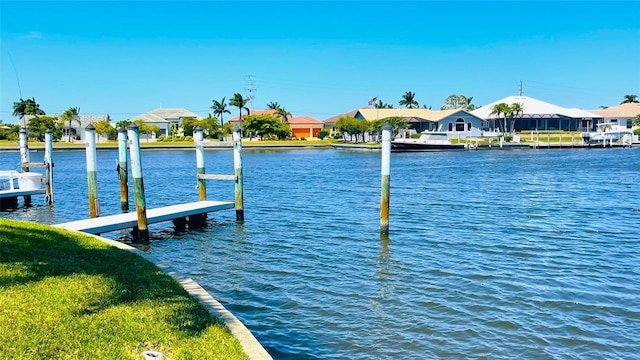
571;135;575;148
233;125;245;222
547;134;551;148
128;124;149;242
19;128;32;206
117;127;129;213
194;126;206;201
559;134;562;148
85;124;100;218
499;135;503;150
536;133;540;149
44;129;54;204
380;122;392;235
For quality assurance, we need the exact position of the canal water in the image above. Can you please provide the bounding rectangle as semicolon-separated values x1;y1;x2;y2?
2;147;639;359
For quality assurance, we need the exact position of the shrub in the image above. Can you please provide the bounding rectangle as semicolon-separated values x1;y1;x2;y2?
300;137;306;141
184;136;193;142
332;132;342;139
504;135;513;142
317;130;329;140
634;129;640;135
157;135;166;142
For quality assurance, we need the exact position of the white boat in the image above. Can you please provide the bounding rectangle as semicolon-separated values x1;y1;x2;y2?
391;131;466;151
581;122;633;146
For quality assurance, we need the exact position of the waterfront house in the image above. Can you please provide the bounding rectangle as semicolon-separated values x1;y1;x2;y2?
322;109;360;135
24;114;110;142
228;110;324;139
471;96;603;132
354;108;485;139
589;103;640;128
133;108;200;139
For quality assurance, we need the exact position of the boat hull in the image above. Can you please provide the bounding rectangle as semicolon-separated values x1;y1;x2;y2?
391;142;466;152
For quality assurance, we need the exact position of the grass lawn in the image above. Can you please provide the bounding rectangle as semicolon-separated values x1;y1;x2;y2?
0;218;249;360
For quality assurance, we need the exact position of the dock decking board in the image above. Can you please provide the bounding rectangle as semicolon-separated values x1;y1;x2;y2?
53;200;234;234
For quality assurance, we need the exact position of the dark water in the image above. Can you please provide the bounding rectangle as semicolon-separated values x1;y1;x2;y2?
2;147;640;359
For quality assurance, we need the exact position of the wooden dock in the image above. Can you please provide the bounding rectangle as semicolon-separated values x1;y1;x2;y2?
53;200;234;234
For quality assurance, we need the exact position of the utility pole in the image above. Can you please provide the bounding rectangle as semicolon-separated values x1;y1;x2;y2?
245;75;256;113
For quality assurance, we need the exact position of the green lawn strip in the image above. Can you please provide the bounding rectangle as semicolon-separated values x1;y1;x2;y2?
0;219;249;360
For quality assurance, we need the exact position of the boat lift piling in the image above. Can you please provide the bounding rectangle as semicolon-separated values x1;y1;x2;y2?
85;124;100;218
19;128;32;206
233;125;245;222
117;127;129;213
44;130;54;204
380;122;391;235
128;124;150;243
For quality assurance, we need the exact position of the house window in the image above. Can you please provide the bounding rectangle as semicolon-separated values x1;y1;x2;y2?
467;122;472;131
448;123;453;131
455;118;465;131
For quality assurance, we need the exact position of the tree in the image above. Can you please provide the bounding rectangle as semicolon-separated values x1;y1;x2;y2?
93;119;114;142
26;116;61;141
116;119;131;129
507;103;524;134
13;97;45;126
60;106;81;142
489;103;510;133
133;119;158;142
266;101;280;110
633;114;640;127
180;117;200;137
274;106;292;124
621;94;639;104
399;91;419;109
242;114;290;140
229;93;249;135
336;116;368;142
371;116;408;139
199;114;222;139
0;120;20;141
211;97;231;128
441;95;477;110
374;100;393;109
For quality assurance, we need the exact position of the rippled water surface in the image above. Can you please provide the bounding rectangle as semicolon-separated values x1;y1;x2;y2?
2;147;640;359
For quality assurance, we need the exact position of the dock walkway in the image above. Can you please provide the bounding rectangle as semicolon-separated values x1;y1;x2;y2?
53;200;234;234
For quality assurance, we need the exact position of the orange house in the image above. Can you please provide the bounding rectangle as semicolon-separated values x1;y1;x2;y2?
228;110;324;138
288;115;324;138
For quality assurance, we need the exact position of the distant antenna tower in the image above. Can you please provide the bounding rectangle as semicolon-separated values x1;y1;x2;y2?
519;80;524;96
245;75;256;112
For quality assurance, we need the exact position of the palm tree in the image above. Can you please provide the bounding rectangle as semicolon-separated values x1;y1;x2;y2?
508;103;524;134
13;97;45;127
274;106;292;123
621;94;639;104
61;106;80;142
229;93;249;135
399;91;419;109
266;101;281;110
374;100;393;109
211;97;231;128
489;103;510;133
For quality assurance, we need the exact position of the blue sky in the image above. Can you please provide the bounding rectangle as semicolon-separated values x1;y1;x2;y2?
1;1;639;124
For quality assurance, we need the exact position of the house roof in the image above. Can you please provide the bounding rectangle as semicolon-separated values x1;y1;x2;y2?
322;109;360;125
471;96;602;119
134;108;199;123
589;103;640;118
288;115;323;125
356;108;475;122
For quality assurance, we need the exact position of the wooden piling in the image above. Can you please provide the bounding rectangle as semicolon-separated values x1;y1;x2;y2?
380;122;391;235
194;126;206;201
44;129;54;204
499;135;503;150
85;124;100;218
117;127;129;213
19;128;32;206
128;124;149;242
233;125;245;222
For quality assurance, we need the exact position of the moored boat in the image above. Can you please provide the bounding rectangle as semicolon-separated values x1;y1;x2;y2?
391;131;467;151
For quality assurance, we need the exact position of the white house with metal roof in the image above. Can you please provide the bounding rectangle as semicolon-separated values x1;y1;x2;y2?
354;108;486;139
471;96;603;132
133;108;200;138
